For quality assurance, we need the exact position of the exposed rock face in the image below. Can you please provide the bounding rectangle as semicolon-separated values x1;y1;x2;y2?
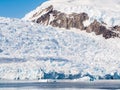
50;12;89;30
112;25;120;32
86;20;119;39
103;30;119;39
32;5;120;39
35;5;89;30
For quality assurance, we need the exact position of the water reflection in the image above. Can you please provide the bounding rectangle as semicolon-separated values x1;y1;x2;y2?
0;81;120;90
0;88;117;90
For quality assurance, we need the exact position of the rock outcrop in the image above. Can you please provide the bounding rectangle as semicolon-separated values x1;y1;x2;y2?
86;20;119;39
35;5;89;30
31;5;120;39
112;25;120;32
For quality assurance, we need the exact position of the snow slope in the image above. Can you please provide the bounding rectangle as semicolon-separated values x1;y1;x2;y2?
0;17;120;80
23;0;120;27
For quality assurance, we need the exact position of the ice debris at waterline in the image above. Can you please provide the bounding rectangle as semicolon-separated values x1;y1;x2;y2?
0;17;120;80
1;60;120;81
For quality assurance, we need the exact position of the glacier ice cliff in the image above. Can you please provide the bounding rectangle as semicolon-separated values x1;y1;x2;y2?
0;17;120;80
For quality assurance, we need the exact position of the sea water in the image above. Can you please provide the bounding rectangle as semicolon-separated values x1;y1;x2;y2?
0;80;120;90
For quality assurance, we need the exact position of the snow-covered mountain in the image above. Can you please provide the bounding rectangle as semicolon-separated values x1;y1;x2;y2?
23;0;120;39
0;16;120;80
24;0;120;26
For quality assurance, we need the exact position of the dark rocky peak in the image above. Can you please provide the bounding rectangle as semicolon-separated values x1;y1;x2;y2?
32;5;53;20
34;5;89;30
32;5;120;39
86;20;119;39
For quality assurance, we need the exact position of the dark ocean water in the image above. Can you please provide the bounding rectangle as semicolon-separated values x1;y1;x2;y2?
0;80;120;90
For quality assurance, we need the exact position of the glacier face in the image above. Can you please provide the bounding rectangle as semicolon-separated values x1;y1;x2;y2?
0;17;120;80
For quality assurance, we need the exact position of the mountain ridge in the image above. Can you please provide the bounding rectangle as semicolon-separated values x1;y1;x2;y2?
23;0;120;39
23;0;120;26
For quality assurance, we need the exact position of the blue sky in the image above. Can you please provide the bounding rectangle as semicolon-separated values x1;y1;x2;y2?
0;0;47;18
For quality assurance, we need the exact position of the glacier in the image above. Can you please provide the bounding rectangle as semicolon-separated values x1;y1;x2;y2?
0;17;120;80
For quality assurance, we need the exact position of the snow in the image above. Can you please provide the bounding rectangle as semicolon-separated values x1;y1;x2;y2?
23;0;120;27
0;17;120;80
